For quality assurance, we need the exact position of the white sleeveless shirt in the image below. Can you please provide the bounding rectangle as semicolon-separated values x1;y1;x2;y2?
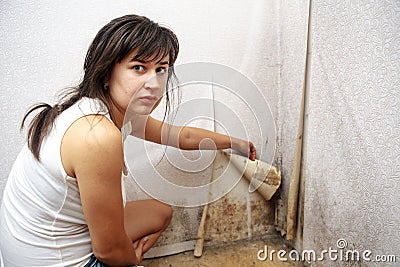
0;97;126;267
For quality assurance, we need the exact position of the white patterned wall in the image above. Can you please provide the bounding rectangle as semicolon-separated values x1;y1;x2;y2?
302;0;400;266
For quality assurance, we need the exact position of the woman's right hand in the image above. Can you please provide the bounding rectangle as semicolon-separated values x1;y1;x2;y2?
231;137;257;161
133;237;148;264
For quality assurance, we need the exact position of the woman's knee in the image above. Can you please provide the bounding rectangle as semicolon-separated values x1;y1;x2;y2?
157;201;173;229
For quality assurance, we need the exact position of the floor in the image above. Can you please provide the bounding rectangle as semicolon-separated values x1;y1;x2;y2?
142;234;305;267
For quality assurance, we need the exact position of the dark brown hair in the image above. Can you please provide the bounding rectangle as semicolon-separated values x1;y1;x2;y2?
21;14;179;160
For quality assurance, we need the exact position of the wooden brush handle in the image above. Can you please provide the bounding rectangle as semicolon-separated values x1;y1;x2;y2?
194;204;209;257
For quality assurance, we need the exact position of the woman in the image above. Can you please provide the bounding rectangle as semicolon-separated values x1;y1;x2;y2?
0;14;256;266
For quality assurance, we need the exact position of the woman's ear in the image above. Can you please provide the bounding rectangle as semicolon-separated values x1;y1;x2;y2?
103;82;110;90
103;75;110;90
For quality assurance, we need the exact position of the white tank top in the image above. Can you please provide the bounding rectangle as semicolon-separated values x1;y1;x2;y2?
0;97;126;267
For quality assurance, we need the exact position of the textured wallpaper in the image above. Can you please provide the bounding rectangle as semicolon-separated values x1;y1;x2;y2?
302;0;400;266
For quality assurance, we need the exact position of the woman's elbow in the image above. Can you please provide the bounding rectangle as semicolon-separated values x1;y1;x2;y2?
178;128;195;150
92;247;118;265
92;241;135;266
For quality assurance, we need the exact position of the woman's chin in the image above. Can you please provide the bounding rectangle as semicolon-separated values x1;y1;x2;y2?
127;106;154;117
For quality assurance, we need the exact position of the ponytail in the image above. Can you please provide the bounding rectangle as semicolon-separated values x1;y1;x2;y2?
21;103;62;161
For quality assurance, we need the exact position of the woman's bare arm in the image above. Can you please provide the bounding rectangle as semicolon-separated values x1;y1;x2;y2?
61;115;145;266
142;116;256;160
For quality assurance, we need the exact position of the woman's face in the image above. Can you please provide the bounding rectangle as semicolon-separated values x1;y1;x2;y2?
107;49;169;118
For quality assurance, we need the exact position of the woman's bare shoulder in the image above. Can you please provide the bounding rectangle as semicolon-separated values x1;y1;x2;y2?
61;115;123;178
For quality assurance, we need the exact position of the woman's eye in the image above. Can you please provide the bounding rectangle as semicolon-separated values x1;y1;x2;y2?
157;67;167;74
133;65;144;71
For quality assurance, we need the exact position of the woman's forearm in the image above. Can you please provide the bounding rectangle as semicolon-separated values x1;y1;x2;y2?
178;126;231;150
178;126;256;160
141;117;256;160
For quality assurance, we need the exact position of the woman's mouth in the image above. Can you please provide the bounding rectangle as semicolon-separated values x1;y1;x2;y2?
138;95;158;105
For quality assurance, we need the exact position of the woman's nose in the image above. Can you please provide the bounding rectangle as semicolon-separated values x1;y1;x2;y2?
144;72;161;91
